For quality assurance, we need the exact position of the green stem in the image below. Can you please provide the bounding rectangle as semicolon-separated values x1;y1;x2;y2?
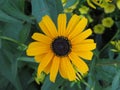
96;61;120;66
0;36;27;48
81;79;91;89
0;36;20;44
99;29;120;54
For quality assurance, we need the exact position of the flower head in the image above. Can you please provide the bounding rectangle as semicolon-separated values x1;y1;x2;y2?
93;24;105;34
102;17;114;28
26;14;96;82
104;4;115;13
111;40;120;52
116;0;120;9
79;6;89;14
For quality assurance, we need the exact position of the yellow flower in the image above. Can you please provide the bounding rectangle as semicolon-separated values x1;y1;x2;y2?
102;17;114;28
104;4;115;13
26;14;96;82
93;24;105;34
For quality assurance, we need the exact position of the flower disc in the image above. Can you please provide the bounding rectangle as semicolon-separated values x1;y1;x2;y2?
51;36;71;56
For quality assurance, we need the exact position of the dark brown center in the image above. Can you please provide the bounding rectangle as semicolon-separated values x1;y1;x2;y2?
51;36;71;56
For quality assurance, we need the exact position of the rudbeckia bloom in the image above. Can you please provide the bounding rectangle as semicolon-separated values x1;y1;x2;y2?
26;14;96;82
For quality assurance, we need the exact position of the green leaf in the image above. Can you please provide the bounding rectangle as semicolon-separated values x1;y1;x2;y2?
1;21;30;43
46;0;63;23
41;75;64;90
96;65;116;82
18;57;35;63
111;71;120;90
86;73;95;90
2;22;23;40
1;1;32;23
18;67;37;90
19;23;31;43
64;0;78;8
0;10;21;23
31;0;63;22
94;81;102;90
31;0;50;22
10;0;25;12
0;74;9;89
0;0;8;8
0;49;23;90
0;39;1;49
103;86;112;90
11;58;18;80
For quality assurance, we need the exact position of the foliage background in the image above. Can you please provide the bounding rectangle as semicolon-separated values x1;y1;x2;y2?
0;0;120;90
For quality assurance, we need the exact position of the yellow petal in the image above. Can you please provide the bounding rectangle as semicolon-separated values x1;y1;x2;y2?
39;15;58;38
68;17;88;39
44;60;52;74
66;14;80;36
32;33;52;44
80;39;94;44
50;56;60;82
72;43;96;51
75;51;93;60
68;52;89;75
58;14;66;36
26;42;50;56
71;29;92;45
61;57;76;81
39;21;51;37
27;42;44;48
37;51;54;77
59;58;68;79
34;54;46;63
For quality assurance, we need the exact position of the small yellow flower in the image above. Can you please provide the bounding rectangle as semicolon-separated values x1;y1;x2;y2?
102;17;114;28
79;6;89;14
26;14;96;82
111;40;120;52
93;24;105;34
104;4;115;13
116;0;120;9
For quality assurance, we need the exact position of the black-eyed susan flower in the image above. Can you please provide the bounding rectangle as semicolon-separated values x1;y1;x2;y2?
26;14;96;82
